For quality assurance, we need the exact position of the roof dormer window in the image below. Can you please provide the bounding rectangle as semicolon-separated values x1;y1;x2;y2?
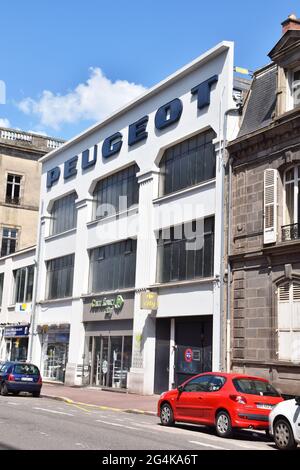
292;69;300;107
287;68;300;111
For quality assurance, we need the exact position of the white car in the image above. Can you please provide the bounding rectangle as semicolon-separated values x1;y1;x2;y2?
269;396;300;450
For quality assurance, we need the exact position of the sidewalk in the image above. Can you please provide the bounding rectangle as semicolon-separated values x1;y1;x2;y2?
42;383;159;416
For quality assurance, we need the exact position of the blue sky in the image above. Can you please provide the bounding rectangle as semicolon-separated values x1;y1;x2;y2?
0;0;299;139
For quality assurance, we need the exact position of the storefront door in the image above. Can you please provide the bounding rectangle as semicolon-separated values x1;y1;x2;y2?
175;317;212;387
91;335;132;389
43;340;69;382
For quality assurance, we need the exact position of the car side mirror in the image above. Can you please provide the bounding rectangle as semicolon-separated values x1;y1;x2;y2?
295;396;300;406
177;385;184;393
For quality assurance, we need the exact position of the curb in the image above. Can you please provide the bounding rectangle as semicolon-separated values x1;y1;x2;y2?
41;394;156;416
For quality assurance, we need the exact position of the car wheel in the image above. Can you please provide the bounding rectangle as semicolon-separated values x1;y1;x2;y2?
32;391;40;398
274;419;297;450
160;403;174;426
0;383;8;396
216;411;233;438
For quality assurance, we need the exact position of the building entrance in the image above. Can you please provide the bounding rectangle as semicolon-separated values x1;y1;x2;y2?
90;335;132;389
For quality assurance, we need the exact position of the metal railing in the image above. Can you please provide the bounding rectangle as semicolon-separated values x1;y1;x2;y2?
282;223;300;241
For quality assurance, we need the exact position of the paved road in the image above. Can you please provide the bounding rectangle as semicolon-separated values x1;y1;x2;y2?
0;395;278;450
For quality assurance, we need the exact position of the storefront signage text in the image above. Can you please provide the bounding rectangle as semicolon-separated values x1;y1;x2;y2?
4;324;30;338
140;292;158;310
47;75;218;188
91;295;124;314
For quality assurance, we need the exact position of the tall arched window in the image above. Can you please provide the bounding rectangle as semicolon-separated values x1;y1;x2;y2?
284;166;300;224
159;130;216;197
277;281;300;362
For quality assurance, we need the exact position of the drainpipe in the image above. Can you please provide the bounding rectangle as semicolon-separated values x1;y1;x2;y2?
226;154;232;372
222;108;237;373
28;202;43;362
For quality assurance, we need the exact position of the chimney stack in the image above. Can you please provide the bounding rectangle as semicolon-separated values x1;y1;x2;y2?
282;13;300;35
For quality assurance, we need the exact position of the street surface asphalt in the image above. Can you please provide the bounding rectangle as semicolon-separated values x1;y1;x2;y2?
0;394;283;450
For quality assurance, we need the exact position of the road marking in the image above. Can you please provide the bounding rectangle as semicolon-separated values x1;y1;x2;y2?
189;440;229;450
33;407;74;416
7;402;19;405
96;419;138;430
68;403;91;413
183;429;269;450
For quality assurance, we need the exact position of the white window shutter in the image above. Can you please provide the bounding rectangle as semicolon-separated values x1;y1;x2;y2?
263;169;278;244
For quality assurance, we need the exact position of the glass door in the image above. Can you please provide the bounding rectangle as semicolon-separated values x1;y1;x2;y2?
91;335;132;389
43;342;68;382
110;336;123;388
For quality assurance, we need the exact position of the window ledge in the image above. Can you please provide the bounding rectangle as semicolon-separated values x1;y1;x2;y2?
87;206;138;228
150;277;216;289
153;179;216;205
45;228;77;242
7;304;16;310
82;287;136;298
39;297;75;305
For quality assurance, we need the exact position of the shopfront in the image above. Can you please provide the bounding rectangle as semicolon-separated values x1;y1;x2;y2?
83;292;134;389
4;324;30;361
39;324;70;382
154;316;213;394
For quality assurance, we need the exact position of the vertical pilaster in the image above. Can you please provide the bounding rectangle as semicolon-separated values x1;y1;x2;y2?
128;170;159;395
65;198;92;385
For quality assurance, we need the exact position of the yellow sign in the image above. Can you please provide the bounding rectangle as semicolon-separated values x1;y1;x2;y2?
140;292;158;310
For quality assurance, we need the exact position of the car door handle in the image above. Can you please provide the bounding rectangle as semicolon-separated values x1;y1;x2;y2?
198;397;203;399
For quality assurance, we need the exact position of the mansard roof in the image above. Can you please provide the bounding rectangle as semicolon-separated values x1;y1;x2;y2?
237;64;277;138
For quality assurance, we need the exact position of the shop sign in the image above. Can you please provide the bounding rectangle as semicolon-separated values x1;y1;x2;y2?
4;324;30;338
46;75;219;189
140;292;158;310
15;302;32;314
91;295;124;314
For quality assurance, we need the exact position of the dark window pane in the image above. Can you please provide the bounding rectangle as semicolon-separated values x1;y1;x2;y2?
47;254;75;300
159;130;216;196
89;239;136;292
93;165;139;220
50;192;77;235
156;217;214;283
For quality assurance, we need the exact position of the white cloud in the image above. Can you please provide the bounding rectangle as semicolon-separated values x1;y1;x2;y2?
0;118;10;128
18;67;146;130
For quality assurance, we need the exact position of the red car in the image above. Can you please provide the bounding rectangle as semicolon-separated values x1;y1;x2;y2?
158;372;284;438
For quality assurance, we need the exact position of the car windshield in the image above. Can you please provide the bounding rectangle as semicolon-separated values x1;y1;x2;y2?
13;364;39;375
233;378;280;397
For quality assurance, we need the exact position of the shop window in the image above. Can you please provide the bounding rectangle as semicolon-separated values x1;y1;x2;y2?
1;227;18;257
92;164;139;220
50;192;77;236
277;281;300;362
13;265;34;304
46;254;75;300
159;130;216;197
6;174;21;205
156;217;214;283
0;272;4;306
89;239;137;292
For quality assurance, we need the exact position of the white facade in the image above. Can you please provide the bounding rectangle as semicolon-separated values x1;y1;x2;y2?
0;247;35;362
30;42;239;394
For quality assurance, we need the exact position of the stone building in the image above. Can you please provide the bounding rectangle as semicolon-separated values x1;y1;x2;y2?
227;15;300;396
0;127;64;255
0;127;64;362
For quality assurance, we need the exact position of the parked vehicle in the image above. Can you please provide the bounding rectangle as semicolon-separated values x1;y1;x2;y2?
0;362;42;397
158;372;283;438
269;397;300;450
